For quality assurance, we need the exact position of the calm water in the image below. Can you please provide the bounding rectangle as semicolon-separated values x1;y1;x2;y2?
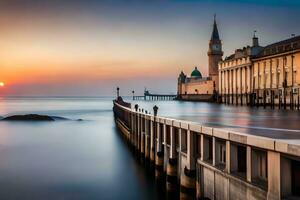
0;97;159;200
1;97;300;200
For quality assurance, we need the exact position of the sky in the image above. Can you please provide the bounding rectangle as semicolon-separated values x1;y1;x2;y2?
0;0;300;96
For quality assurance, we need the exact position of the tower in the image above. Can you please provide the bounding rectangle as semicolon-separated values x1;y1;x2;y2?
207;15;223;77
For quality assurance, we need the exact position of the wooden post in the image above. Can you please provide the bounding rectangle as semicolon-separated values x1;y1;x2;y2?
257;91;259;108
279;90;282;109
134;104;139;150
263;89;266;109
284;87;287;110
290;90;293;110
297;88;300;110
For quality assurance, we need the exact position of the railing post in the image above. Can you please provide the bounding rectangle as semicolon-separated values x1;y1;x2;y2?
135;104;141;152
153;106;164;181
150;116;155;164
141;114;145;158
247;146;252;183
212;137;216;166
167;122;178;193
145;115;150;161
226;140;231;173
131;111;134;146
180;125;196;199
267;151;281;200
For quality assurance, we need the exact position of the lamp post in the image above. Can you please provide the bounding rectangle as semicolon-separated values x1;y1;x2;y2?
117;87;120;98
132;90;135;100
283;76;287;110
153;105;158;117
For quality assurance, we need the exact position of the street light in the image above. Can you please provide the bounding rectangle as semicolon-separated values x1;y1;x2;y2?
117;87;120;98
132;90;135;100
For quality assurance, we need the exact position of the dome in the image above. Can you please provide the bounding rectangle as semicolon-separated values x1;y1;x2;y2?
191;67;202;78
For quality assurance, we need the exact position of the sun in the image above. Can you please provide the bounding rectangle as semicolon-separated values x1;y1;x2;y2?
0;82;5;87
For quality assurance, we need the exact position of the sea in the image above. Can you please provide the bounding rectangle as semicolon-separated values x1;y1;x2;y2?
0;96;300;200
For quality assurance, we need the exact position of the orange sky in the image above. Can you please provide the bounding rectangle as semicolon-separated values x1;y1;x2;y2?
0;1;299;96
0;8;203;93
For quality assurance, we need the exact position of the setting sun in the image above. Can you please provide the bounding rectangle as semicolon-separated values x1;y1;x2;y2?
0;82;5;87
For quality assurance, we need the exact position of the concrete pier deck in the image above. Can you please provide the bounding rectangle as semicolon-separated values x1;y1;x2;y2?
131;100;300;144
114;99;300;199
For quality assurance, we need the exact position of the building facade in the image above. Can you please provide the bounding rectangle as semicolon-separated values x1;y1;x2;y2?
219;34;300;108
177;16;223;101
252;36;300;108
219;34;263;105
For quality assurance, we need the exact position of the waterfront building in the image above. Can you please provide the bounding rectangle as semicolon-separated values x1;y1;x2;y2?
177;16;223;101
219;34;300;108
219;33;263;105
252;35;300;108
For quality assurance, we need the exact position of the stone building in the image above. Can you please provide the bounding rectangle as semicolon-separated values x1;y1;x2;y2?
177;16;223;101
219;34;300;108
252;35;300;108
219;33;263;105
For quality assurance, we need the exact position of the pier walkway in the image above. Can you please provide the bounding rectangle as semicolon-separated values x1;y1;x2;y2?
113;98;300;200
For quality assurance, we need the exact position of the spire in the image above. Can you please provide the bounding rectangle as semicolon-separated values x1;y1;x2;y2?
253;30;257;38
252;30;259;47
211;14;220;41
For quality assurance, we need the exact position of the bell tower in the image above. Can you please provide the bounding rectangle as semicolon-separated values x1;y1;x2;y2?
207;15;223;77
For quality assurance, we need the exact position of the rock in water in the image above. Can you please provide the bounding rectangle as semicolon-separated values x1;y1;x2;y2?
2;114;55;121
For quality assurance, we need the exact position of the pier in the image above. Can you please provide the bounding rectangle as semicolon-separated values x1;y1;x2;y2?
113;97;300;200
132;90;176;101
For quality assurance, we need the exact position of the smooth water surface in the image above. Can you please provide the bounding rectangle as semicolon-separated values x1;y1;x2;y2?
1;97;300;200
0;97;158;200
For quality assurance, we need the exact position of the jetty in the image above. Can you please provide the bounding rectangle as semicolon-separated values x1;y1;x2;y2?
132;90;176;101
113;97;300;200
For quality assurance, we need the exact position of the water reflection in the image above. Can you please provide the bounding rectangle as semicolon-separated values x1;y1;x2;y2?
0;97;160;200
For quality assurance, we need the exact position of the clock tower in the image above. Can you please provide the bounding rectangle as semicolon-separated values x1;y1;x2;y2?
207;15;223;77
